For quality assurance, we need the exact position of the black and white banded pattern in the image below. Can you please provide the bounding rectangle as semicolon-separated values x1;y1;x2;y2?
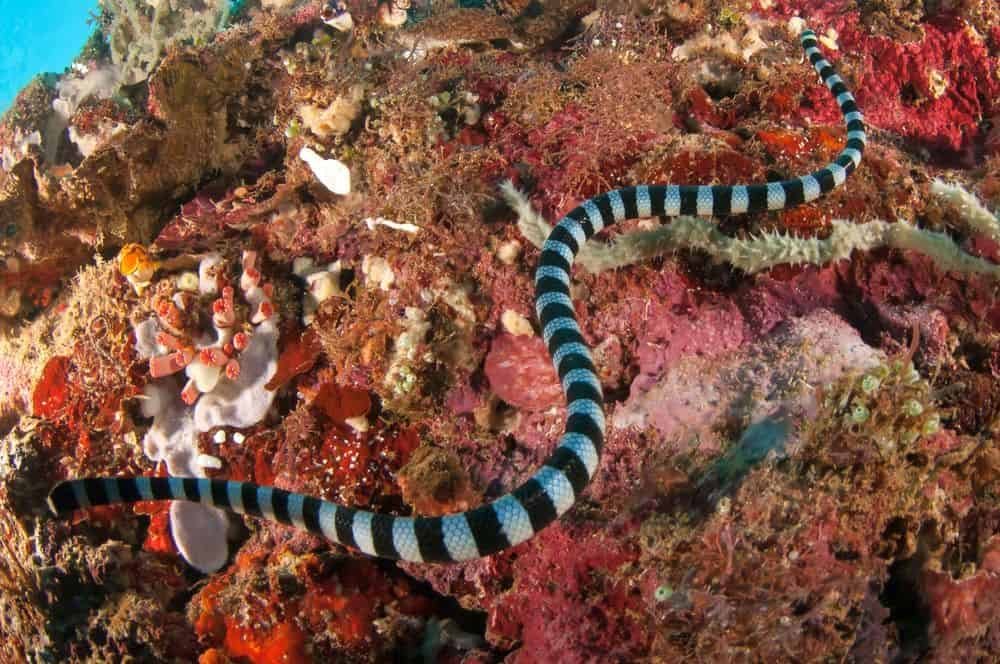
48;28;864;564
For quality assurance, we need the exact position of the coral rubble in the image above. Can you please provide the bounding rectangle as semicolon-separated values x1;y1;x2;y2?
1;0;1000;660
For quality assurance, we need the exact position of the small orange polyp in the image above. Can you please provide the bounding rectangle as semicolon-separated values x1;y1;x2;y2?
118;243;160;293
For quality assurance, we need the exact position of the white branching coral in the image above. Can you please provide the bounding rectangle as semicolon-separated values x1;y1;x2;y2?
501;182;1000;278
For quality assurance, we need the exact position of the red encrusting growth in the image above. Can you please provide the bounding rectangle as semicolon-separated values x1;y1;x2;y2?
32;356;72;419
193;547;434;663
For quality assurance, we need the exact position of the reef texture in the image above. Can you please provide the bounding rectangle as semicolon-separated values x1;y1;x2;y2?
1;0;1000;661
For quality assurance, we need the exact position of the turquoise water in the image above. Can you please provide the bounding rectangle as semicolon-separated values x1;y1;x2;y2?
0;0;99;113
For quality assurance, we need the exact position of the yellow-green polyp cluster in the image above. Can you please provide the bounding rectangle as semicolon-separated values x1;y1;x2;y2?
805;358;942;467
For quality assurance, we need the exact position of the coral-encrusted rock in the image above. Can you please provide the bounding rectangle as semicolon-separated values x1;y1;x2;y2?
6;0;1000;660
397;445;476;516
191;539;434;662
873;302;951;365
484;333;563;411
405;520;649;662
922;536;1000;650
616;309;883;453
755;8;999;158
51;36;260;248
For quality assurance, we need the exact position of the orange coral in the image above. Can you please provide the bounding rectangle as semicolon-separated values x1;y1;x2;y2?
118;243;160;293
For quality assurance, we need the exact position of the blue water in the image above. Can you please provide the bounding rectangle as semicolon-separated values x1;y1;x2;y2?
0;0;99;114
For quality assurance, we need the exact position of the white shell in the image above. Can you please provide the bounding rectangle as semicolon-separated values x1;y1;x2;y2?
300;147;351;195
323;10;354;32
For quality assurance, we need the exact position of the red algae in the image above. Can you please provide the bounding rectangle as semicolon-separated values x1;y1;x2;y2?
486;525;646;662
137;503;176;556
757;126;844;164
265;327;323;391
638;147;765;185
311;381;371;425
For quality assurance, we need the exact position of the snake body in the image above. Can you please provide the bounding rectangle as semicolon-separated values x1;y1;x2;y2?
48;28;865;564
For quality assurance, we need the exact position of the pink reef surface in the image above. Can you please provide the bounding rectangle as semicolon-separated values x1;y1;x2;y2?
1;0;1000;662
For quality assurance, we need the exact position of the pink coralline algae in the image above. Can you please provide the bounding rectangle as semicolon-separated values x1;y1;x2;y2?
921;536;1000;648
847;17;998;156
632;297;748;391
486;524;647;662
406;520;650;664
758;5;1000;158
484;332;563;411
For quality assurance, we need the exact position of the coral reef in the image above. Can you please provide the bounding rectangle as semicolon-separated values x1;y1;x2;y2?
1;0;1000;661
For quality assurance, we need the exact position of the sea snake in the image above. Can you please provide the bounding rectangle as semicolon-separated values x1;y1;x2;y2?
47;28;865;564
